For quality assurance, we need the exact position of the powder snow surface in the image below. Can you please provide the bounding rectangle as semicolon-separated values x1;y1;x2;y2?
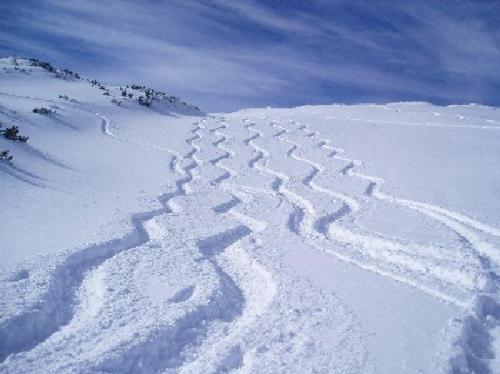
1;58;500;373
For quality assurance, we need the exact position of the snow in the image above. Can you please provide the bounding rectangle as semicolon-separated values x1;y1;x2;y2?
1;57;500;373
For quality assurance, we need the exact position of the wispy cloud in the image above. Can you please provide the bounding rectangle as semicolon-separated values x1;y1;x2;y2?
0;0;499;111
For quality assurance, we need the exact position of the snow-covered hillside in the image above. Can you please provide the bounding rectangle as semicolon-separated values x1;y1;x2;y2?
1;57;500;373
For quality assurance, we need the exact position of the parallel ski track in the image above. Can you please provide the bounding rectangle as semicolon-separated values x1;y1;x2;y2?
242;118;492;309
99;118;275;373
173;118;275;373
287;118;500;372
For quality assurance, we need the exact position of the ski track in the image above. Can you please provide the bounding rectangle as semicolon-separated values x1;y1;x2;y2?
173;118;275;372
86;120;212;372
242;119;476;307
3;96;500;372
271;117;500;372
96;118;275;372
244;120;316;240
0;120;200;363
323;115;500;131
280;117;499;371
236;116;500;372
1;116;276;372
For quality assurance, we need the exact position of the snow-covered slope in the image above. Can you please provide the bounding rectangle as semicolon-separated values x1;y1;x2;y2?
1;57;500;373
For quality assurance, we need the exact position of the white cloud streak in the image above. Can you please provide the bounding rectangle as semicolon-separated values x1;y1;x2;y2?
0;0;499;110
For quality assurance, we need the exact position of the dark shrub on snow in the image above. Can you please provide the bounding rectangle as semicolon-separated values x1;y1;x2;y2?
138;96;151;107
1;125;29;142
0;149;13;161
33;107;53;115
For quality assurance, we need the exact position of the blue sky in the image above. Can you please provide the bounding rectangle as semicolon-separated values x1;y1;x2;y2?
1;0;500;112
